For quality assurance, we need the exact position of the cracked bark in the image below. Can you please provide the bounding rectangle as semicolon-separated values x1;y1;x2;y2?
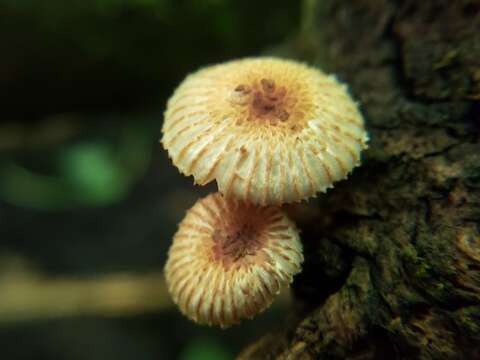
239;1;480;359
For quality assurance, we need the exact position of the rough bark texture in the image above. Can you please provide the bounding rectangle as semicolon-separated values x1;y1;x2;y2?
239;0;480;359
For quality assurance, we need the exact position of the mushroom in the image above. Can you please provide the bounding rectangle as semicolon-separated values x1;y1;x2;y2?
162;57;368;205
164;192;303;327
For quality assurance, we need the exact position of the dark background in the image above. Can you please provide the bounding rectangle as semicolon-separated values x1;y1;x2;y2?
0;1;302;359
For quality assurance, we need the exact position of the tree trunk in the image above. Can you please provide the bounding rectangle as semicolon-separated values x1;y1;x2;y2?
240;0;480;358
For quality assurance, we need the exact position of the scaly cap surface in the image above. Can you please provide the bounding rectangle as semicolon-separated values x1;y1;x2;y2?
164;192;303;327
162;57;368;205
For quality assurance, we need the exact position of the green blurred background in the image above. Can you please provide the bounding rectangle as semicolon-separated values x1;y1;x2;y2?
0;1;302;359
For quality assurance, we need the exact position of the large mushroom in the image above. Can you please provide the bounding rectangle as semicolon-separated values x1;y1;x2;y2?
162;57;368;205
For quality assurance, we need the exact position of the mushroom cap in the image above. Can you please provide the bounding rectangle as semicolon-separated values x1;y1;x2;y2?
164;192;303;327
161;57;368;205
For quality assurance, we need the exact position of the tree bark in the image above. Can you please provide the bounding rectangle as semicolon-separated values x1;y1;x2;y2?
240;0;480;359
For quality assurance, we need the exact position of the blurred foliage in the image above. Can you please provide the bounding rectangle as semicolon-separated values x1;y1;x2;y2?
181;337;231;360
0;114;153;209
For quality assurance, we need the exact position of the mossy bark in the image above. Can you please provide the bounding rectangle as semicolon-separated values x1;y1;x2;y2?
240;1;480;359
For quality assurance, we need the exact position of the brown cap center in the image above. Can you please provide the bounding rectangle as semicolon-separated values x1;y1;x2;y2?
233;78;290;122
211;221;263;267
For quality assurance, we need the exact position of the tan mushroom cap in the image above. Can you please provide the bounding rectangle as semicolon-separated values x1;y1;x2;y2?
162;57;368;205
164;192;303;327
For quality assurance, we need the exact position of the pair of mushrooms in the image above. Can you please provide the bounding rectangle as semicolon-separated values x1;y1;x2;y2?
161;57;368;327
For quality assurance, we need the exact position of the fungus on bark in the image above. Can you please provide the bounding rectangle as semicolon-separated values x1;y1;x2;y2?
164;192;303;327
161;57;368;205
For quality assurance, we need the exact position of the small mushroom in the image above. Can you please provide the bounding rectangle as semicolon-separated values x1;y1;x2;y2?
161;57;369;205
164;192;303;327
